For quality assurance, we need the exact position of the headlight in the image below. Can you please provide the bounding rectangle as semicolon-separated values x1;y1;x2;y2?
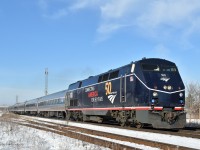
179;93;183;97
153;92;158;97
167;85;172;90
163;85;167;90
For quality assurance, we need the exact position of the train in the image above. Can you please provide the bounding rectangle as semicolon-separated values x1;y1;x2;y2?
8;58;186;129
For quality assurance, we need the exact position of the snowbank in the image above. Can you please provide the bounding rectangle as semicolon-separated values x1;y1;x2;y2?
186;119;200;128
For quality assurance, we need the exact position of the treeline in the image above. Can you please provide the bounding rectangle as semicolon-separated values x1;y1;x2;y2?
186;82;200;119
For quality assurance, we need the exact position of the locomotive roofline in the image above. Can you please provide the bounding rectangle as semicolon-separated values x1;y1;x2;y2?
67;57;183;93
68;58;176;90
66;73;185;94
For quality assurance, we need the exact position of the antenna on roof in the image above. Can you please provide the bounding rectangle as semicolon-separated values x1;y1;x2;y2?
45;68;48;96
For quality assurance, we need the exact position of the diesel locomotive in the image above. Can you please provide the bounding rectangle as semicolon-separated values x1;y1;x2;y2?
9;58;186;129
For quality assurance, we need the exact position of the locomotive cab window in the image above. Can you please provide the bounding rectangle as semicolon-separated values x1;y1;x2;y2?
142;64;160;71
142;64;177;72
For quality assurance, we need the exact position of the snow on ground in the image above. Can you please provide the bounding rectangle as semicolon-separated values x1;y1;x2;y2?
74;131;159;150
0;123;109;150
0;113;109;150
0;113;159;150
27;116;200;149
15;117;159;149
186;119;200;128
2;112;200;150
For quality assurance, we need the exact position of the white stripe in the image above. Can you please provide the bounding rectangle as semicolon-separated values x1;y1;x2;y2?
133;73;185;94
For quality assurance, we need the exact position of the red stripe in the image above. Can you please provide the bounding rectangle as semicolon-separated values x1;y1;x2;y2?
66;106;163;111
153;107;163;111
174;107;184;111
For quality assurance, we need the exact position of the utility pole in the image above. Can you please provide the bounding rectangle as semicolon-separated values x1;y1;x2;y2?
45;68;48;96
16;95;18;104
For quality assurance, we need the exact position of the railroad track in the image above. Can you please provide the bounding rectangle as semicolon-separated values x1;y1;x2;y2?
14;116;195;150
14;120;146;150
23;115;200;139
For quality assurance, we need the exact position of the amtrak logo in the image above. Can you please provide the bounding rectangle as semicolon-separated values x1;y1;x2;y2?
160;74;170;82
105;82;117;104
108;94;117;104
160;77;170;82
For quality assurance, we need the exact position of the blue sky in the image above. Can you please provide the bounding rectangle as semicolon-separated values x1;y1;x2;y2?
1;0;200;105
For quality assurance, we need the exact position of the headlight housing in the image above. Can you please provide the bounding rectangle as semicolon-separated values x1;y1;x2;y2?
167;85;172;90
153;92;158;97
179;93;183;97
163;85;167;90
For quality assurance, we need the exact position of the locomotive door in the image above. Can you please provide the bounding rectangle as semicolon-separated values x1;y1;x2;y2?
120;74;127;103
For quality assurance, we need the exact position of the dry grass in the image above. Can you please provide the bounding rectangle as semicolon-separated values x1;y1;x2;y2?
0;112;20;123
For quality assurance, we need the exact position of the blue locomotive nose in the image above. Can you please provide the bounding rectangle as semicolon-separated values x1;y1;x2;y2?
141;64;185;108
154;92;184;107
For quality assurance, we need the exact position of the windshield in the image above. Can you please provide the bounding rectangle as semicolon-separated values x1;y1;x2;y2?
142;64;177;72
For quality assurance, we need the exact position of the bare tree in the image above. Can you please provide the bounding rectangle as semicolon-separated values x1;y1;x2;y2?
186;82;200;119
